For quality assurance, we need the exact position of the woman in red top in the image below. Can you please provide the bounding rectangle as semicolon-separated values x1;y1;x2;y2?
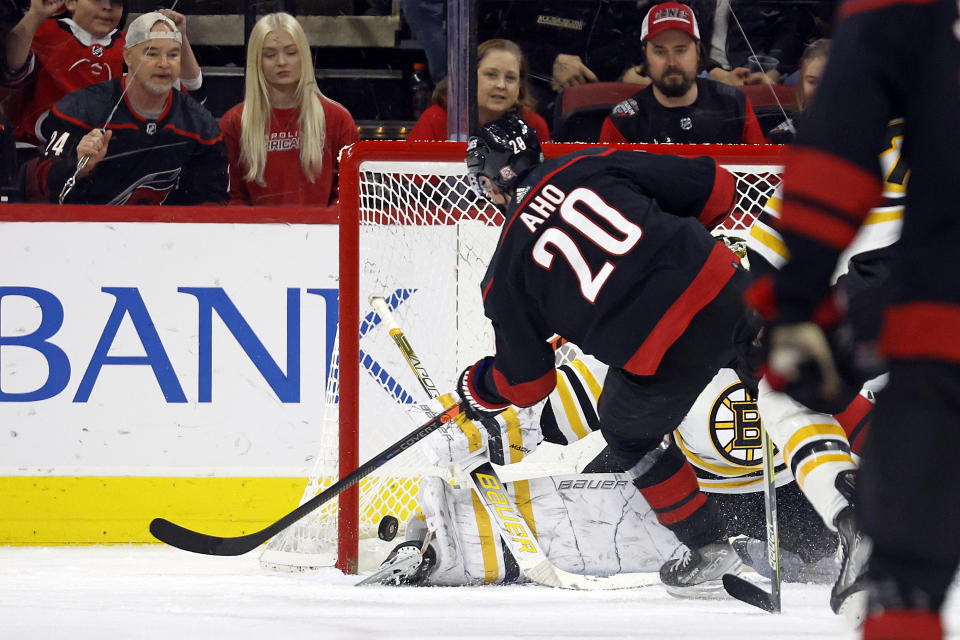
220;12;359;206
407;38;549;143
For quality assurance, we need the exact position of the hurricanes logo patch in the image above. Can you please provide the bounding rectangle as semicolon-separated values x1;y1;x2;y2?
708;382;775;466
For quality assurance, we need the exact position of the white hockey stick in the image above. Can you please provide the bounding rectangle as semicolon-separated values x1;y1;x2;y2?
369;296;659;590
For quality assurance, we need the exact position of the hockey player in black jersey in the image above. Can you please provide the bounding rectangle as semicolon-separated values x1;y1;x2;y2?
750;1;960;638
24;12;227;206
456;113;749;595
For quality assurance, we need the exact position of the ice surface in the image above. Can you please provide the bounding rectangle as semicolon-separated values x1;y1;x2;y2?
1;545;958;639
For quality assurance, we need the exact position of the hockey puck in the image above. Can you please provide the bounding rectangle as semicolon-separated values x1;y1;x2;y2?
378;515;399;541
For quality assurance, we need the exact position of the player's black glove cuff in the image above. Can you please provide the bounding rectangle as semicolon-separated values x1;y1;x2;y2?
458;356;510;420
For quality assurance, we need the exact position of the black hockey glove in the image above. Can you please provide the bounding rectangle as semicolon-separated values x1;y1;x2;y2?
746;278;874;415
457;356;510;420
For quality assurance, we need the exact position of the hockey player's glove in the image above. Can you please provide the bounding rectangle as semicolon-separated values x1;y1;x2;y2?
420;391;542;469
457;356;511;420
746;277;868;414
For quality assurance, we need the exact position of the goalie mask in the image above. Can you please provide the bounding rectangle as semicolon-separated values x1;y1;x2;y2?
466;114;544;203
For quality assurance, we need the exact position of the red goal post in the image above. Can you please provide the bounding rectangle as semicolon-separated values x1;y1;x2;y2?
304;141;786;574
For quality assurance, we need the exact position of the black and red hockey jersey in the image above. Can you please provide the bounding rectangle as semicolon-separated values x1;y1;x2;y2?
4;18;125;146
26;77;228;205
480;147;739;406
769;0;960;364
599;78;766;144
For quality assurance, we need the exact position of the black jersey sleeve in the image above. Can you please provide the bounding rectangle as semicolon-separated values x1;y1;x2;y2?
25;105;89;202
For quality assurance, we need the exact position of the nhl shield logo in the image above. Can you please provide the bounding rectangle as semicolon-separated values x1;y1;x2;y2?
92;45;103;57
146;122;157;135
680;117;693;131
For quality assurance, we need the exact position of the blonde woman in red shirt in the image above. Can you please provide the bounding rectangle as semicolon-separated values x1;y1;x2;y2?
220;12;359;206
407;38;549;143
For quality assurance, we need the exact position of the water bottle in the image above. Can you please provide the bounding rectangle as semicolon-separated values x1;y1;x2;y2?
410;62;432;120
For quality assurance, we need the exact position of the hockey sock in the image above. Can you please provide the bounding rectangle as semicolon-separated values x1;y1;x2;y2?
862;610;942;640
629;441;723;548
833;392;873;456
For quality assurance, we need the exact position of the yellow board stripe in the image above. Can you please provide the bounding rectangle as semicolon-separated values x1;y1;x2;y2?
0;476;307;544
554;373;590;441
568;359;603;402
783;423;847;462
504;410;524;464
470;490;500;584
512;479;537;540
795;453;855;488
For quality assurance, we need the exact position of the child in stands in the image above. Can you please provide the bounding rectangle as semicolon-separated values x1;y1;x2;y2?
3;0;201;147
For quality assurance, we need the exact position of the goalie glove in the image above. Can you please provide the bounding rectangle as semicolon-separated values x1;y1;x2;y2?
420;391;542;469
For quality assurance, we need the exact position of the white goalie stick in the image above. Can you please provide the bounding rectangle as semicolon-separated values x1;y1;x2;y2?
722;422;782;612
368;295;660;590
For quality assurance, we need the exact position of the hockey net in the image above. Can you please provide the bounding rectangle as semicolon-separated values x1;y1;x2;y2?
259;141;786;574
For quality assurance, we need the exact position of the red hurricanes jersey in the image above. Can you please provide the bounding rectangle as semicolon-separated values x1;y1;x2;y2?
11;18;125;146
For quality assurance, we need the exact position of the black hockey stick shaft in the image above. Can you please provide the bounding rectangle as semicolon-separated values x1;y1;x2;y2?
149;402;465;556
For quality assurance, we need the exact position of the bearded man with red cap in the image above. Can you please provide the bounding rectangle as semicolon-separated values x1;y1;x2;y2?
599;1;765;145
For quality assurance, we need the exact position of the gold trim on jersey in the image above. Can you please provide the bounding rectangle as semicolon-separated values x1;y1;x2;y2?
795;452;856;488
782;423;847;463
569;358;604;401
863;206;904;226
554;373;590;441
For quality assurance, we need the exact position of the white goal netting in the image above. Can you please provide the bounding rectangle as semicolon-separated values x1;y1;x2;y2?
259;142;785;573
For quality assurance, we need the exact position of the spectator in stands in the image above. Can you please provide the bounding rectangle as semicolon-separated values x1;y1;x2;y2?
768;38;830;144
3;0;202;149
24;12;227;205
598;2;765;145
688;0;820;87
400;0;445;83
478;1;645;126
407;38;549;143
219;12;358;207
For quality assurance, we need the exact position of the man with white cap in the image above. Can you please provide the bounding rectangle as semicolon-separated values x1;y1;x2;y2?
25;11;227;205
598;1;765;145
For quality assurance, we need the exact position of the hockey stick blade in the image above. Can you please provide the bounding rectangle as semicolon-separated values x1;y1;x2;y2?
722;574;781;613
150;403;465;556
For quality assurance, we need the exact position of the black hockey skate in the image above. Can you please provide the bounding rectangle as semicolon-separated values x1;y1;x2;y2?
830;471;871;626
660;539;742;598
